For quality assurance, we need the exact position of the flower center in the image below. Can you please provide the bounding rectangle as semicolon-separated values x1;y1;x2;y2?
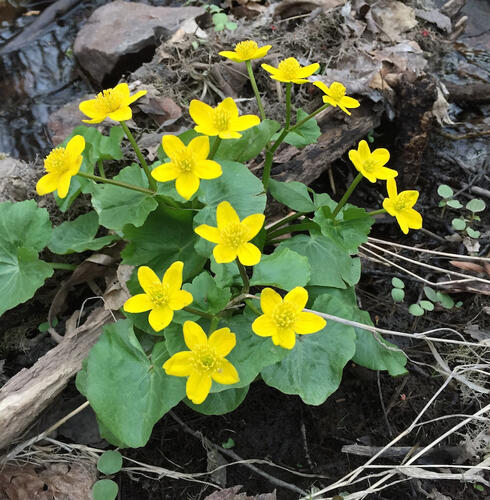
149;284;170;307
95;88;124;113
392;193;411;211
234;40;258;59
213;109;231;131
176;150;194;173
273;302;297;329
194;346;218;374
221;223;247;249
329;82;346;102
278;58;301;79
44;147;69;175
362;158;377;173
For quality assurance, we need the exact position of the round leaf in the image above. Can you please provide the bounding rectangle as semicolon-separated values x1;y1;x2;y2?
420;300;434;311
447;199;463;209
466;199;485;213
423;286;438;302
391;277;405;289
185;386;249;415
97;450;123;475
408;304;424;316
466;227;480;239
391;288;405;302
92;479;118;500
451;218;466;230
437;184;453;198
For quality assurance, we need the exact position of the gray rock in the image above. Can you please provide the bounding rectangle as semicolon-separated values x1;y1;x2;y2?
47;99;87;146
0;156;42;204
74;1;204;84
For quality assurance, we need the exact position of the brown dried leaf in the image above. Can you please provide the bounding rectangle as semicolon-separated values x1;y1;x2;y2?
103;264;134;311
449;260;486;275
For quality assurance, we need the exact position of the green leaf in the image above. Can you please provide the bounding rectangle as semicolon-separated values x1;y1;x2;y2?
269;179;316;212
452;217;466;230
0;200;53;316
90;164;158;230
437;184;453;198
97;450;123;475
222;437;235;449
466;227;481;239
313;204;374;254
215;120;280;163
420;300;434;311
250;247;311;290
278;234;361;288
466;199;485;213
92;479;118;500
121;205;205;281
391;277;405;289
436;291;454;309
391;288;405;302
408;304;424;316
79;321;185;447
48;212;118;254
195;161;266;256
261;295;356;405
275;109;321;148
185;386;249;415
210;256;241;288
423;286;438;302
447;199;463;209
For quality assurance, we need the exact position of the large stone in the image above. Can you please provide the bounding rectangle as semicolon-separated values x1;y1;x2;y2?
74;1;204;84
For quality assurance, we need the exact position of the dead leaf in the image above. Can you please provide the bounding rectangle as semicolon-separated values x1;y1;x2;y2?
370;0;417;42
274;0;345;19
464;325;490;343
415;8;451;32
432;85;455;126
138;96;182;127
449;260;486;275
103;264;134;311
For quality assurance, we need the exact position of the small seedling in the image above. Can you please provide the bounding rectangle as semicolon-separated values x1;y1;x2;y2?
221;437;235;449
206;5;237;32
391;277;405;302
92;450;123;500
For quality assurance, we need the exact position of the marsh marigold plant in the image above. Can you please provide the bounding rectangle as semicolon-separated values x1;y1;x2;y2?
348;140;397;183
313;81;360;115
383;178;423;234
262;57;319;84
219;40;271;63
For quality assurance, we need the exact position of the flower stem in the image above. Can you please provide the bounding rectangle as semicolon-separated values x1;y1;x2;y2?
237;259;250;295
368;208;387;216
97;159;105;178
266;221;316;242
266;211;308;233
332;173;364;219
120;121;157;191
285;82;292;130
288;103;329;134
183;306;215;320
209;316;220;333
48;262;77;270
246;60;266;121
209;137;222;160
77;171;156;195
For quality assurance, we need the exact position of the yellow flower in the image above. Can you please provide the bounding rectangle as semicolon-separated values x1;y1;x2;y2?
261;57;319;84
189;97;260;139
79;83;147;124
252;287;326;350
348;140;397;183
219;40;272;63
313;81;360;116
163;321;240;404
195;201;264;266
36;135;85;198
123;262;193;332
382;178;422;234
151;135;222;200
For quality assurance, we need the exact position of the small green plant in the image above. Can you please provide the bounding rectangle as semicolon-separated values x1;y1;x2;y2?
92;450;123;500
391;277;405;302
207;4;237;32
221;437;235;449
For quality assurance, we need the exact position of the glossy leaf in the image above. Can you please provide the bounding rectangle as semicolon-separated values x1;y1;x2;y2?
269;179;316;212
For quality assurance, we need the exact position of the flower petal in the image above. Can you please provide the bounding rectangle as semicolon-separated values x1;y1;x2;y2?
208;328;236;357
108;106;132;122
148;306;173;332
241;213;265;240
252;313;277;338
66;135;85;159
195;124;219;137
113;82;130;100
231;114;260;132
82;116;105;124
36;173;58;196
212;359;239;385
216;201;240;228
186;372;212;404
382;197;396;217
273;328;296;349
313;80;329;94
219;50;243;62
213;244;237;263
237;242;261;266
297;62;320;78
138;266;161;294
169;289;193;310
162;261;184;292
374;165;398;180
341;96;360;108
126;89;147;105
261;63;278;76
188;135;210;160
189;99;214;127
161;135;185;159
219;97;239;120
175;173;200;200
371;148;390;167
218;130;242;139
295;311;326;334
400;190;419;207
260;287;282;315
183;320;207;350
151;162;180;182
348;149;362;171
254;45;272;58
195;224;221;243
194;160;222;180
79;98;102;119
284;286;308;311
386;178;398;199
123;293;153;313
163;351;194;377
358;140;371;161
398;209;422;233
57;172;72;199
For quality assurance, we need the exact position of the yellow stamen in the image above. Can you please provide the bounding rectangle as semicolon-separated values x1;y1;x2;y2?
221;223;247;249
277;58;301;79
273;302;297;329
234;40;258;59
329;82;346;102
213;109;231;131
149;284;170;307
194;346;218;373
95;88;124;113
44;148;69;174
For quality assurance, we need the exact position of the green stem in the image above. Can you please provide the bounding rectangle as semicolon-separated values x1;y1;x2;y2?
332;173;364;219
368;208;387;216
237;259;250;295
288;103;329;134
120;121;157;191
266;221;315;242
97;159;105;178
183;306;215;320
267;211;308;233
209;316;220;333
77;171;156;195
285;82;292;130
49;262;77;270
208;137;222;160
246;60;266;121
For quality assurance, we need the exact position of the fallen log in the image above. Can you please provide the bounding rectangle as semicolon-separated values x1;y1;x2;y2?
0;307;113;451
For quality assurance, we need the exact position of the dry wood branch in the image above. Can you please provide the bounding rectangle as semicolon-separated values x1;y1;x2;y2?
0;308;113;451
